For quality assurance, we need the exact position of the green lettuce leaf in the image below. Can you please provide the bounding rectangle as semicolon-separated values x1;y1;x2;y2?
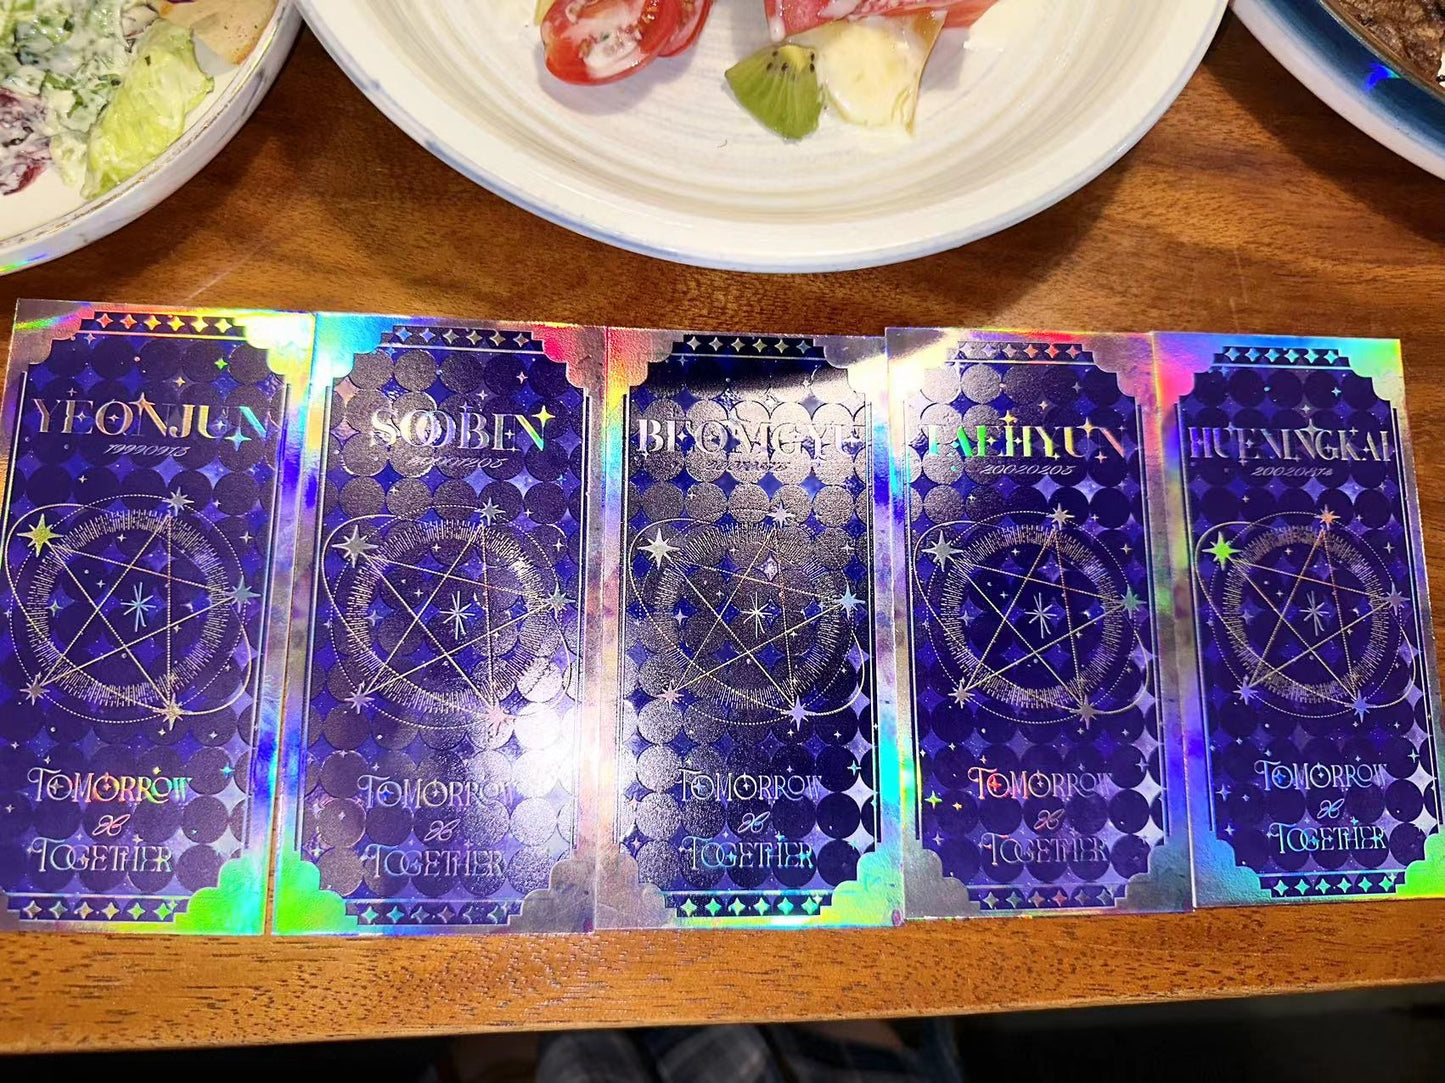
82;17;210;197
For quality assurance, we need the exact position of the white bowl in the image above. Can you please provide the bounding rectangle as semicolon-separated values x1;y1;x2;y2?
0;2;302;275
303;0;1225;273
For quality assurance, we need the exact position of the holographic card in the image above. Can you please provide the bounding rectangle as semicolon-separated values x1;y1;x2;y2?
596;330;903;929
887;329;1191;916
1157;333;1445;905
0;300;313;934
272;315;603;934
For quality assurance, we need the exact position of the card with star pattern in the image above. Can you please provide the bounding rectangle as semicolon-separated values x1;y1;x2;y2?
272;314;604;934
0;300;313;933
1156;333;1445;906
595;329;903;929
886;329;1192;917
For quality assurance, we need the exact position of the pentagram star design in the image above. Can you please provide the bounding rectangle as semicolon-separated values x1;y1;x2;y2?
334;526;378;566
8;497;257;730
640;530;678;566
628;516;868;731
324;514;573;733
915;511;1146;727
1201;514;1410;719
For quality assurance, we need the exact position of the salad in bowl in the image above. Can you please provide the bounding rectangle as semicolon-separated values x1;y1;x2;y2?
1;0;276;198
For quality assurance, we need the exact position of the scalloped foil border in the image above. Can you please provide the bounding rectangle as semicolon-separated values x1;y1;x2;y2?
2;300;314;935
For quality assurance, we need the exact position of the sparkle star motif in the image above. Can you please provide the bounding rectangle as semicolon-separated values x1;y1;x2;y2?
834;586;863;616
640;530;677;565
441;591;474;640
345;688;373;714
1299;592;1331;635
157;698;184;729
164;488;193;514
225;429;250;449
1206;533;1238;566
1318;506;1339;529
742;594;772;635
120;583;157;631
922;535;961;567
1121;586;1143;614
334;526;378;566
533;405;555;428
22;677;46;705
477;500;502;525
767;504;795;526
787;699;808;724
1235;681;1258;705
546;586;570;615
950;680;973;708
19;514;58;555
1024;592;1060;637
1047;505;1073;528
229;577;261;611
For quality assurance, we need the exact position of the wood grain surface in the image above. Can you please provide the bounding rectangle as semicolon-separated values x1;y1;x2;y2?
3;14;1445;1054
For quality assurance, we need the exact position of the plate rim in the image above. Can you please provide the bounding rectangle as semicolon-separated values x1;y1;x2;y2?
301;0;1228;273
1234;0;1445;180
0;1;302;275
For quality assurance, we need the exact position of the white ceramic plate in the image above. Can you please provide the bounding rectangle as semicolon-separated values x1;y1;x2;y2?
0;2;302;276
1235;0;1445;180
303;0;1226;273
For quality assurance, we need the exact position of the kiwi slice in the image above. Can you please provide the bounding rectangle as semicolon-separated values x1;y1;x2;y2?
726;43;823;141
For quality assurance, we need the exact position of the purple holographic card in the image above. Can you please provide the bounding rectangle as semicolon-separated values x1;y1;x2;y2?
595;329;903;929
0;301;312;933
1157;333;1445;906
273;315;604;934
888;329;1191;917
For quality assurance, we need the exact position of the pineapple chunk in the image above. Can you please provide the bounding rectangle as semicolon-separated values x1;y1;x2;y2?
800;13;946;131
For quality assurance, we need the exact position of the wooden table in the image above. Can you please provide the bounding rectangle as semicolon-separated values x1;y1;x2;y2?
3;13;1445;1055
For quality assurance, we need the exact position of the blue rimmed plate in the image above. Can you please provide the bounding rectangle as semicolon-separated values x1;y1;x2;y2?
1235;0;1445;178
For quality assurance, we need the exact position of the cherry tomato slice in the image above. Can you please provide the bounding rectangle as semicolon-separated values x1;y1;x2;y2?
660;0;713;57
542;0;681;84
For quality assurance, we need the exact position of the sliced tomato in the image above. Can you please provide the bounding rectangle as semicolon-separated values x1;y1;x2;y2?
661;0;713;56
542;0;681;84
764;0;994;39
764;0;861;41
